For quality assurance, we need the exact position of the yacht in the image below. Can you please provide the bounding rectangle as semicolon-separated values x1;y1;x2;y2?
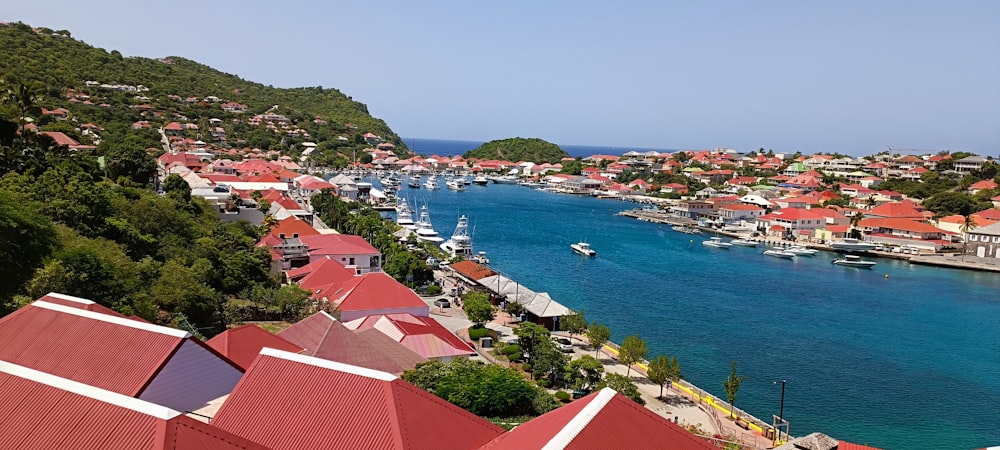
571;241;597;257
395;199;416;230
440;215;474;258
414;206;444;243
408;179;420;189
424;177;440;190
730;238;758;247
472;176;490;185
833;254;877;268
785;246;819;256
446;179;466;191
763;248;796;259
702;237;733;249
831;238;876;252
491;175;518;184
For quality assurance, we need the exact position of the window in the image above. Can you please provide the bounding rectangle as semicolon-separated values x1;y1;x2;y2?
970;235;978;242
993;236;1000;243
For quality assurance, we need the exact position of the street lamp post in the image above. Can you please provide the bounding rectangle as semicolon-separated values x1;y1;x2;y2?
773;380;786;444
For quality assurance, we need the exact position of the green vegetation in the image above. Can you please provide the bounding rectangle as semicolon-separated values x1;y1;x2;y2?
723;361;750;419
619;334;648;377
463;291;496;326
586;321;611;358
595;372;644;405
647;355;682;399
401;359;556;418
464;137;568;163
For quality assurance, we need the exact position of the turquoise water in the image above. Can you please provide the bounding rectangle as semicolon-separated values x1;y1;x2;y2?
391;180;1000;449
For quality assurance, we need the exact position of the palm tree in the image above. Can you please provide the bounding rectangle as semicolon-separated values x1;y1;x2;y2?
849;211;864;240
864;195;877;210
0;79;43;139
960;215;978;261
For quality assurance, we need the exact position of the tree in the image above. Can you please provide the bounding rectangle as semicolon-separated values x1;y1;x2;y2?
530;338;569;386
162;173;191;203
0;189;56;305
923;191;977;217
587;321;611;358
723;361;750;419
0;78;43;140
401;359;548;417
619;334;648;377
257;199;272;215
463;291;496;326
514;322;551;363
595;372;644;405
960;215;978;260
849;211;864;239
566;355;604;391
101;141;156;185
562;309;586;340
647;355;682;399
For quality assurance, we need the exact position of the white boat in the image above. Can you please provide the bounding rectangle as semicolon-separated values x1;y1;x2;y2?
491;175;518;184
831;238;876;251
763;248;796;259
785;246;819;256
446;179;466;191
472;251;490;265
424;177;440;190
730;238;758;247
833;254;877;268
395;199;416;229
702;237;733;249
440;215;474;258
414;206;444;243
571;241;596;256
472;176;489;185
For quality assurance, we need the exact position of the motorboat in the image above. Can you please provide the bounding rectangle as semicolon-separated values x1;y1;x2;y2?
763;248;796;259
408;179;420;189
414;205;444;243
702;237;733;249
424;177;440;190
785;246;819;256
472;176;490;185
440;215;474;258
730;238;758;247
831;238;876;251
833;254;877;268
491;175;518;184
472;251;490;265
395;199;416;230
446;179;466;191
571;241;597;256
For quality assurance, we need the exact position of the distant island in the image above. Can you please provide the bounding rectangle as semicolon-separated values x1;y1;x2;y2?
464;137;569;163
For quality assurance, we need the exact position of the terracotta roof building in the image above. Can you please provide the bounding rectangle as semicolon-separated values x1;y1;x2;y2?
326;272;430;321
211;348;504;449
0;296;244;412
0;361;268;450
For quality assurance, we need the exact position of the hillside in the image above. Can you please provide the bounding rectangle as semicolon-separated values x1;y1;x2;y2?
464;137;568;163
0;22;407;157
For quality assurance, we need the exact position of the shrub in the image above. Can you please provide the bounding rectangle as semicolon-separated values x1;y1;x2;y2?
468;326;488;340
427;284;442;296
537;379;551;388
521;363;531;373
554;391;571;402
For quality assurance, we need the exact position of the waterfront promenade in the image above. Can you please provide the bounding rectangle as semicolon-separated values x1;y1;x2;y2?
424;268;777;450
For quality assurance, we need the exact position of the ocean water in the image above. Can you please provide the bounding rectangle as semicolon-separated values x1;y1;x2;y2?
383;179;1000;450
404;137;676;158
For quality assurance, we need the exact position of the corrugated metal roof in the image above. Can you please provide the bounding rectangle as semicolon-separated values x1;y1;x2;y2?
482;388;715;450
333;272;429;312
345;314;475;359
212;348;503;450
279;312;426;375
0;301;185;396
35;292;127;317
0;361;269;450
207;324;304;371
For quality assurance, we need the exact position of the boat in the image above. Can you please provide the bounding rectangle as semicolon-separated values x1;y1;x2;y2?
440;215;474;258
571;241;597;256
395;199;417;230
702;237;733;249
424;177;440;190
472;176;489;185
763;248;796;259
833;254;877;268
413;206;444;243
408;179;420;189
491;175;518;184
472;251;490;265
831;238;877;252
730;238;758;247
785;246;819;256
446;179;466;191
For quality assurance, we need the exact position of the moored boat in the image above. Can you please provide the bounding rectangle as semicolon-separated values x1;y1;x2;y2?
833;254;877;268
730;238;758;247
702;237;733;249
831;238;876;251
414;205;444;243
446;179;466;191
785;246;819;256
763;248;796;259
472;176;489;185
440;215;474;258
571;241;596;256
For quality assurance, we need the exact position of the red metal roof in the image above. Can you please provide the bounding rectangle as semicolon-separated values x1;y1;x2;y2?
482;388;714;449
449;260;497;280
0;361;269;450
344;314;475;359
212;348;503;449
0;300;188;396
206;324;304;371
34;292;126;317
278;312;426;375
331;272;429;313
300;233;380;257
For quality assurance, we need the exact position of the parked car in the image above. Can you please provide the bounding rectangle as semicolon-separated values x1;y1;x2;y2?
434;298;451;308
552;337;573;352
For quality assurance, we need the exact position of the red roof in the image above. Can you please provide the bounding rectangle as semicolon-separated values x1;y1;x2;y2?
868;202;924;219
278;312;426;375
300;234;380;258
482;388;714;449
211;348;503;449
0;362;268;450
267;216;320;239
33;292;125;317
331;272;429;314
859;218;950;234
449;260;496;280
206;324;304;371
290;256;358;298
343;314;475;359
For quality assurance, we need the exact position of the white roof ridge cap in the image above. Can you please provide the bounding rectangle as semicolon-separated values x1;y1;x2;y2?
44;292;96;305
259;347;396;381
0;360;182;420
541;387;616;450
31;301;190;339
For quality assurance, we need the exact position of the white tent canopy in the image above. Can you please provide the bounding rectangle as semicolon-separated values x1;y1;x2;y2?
478;275;572;318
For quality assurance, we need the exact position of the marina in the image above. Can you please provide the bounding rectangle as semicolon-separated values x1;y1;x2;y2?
375;178;1000;449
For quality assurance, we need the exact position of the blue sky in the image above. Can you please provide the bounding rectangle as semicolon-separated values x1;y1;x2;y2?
6;1;999;156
